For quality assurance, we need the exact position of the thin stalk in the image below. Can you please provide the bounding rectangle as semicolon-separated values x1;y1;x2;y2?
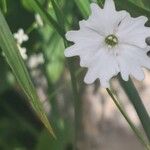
119;77;150;142
26;22;37;34
106;88;150;150
50;1;80;148
2;0;7;14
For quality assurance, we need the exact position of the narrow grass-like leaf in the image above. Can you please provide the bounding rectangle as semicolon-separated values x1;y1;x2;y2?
107;88;150;150
116;0;150;18
49;1;80;149
74;0;91;18
0;0;7;13
25;0;65;39
119;77;150;142
0;9;55;138
50;0;64;26
128;0;150;13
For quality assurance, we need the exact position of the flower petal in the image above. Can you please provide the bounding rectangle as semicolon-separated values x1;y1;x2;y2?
104;0;116;13
65;29;102;43
90;3;102;15
84;49;119;86
117;16;150;48
117;44;147;81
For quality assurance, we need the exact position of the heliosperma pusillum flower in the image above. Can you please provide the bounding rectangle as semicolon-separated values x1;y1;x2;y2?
14;28;29;45
64;0;150;87
14;29;29;60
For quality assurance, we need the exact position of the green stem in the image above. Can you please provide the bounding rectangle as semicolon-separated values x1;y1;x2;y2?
119;77;150;142
50;0;80;148
26;22;37;34
1;0;7;14
62;41;80;150
106;88;150;150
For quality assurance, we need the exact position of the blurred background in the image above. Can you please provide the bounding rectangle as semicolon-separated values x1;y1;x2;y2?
0;0;150;150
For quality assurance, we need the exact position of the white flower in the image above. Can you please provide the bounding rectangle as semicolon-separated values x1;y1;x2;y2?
35;14;43;27
14;28;29;45
64;0;150;87
17;44;28;60
28;53;44;68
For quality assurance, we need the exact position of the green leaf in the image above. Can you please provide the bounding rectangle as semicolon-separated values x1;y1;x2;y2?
46;36;64;83
0;9;55;137
0;0;7;14
21;0;34;11
74;0;91;18
39;24;65;83
25;0;65;38
119;77;150;142
107;88;150;149
50;0;65;26
36;120;73;150
128;0;150;13
116;0;150;18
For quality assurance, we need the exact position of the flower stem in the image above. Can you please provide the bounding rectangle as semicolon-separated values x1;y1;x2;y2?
26;22;37;34
119;77;150;142
1;0;7;14
106;88;150;150
64;42;80;149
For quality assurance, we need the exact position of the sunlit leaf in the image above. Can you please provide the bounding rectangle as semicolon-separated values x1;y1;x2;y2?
0;0;7;14
74;0;91;18
116;0;150;18
0;9;55;137
25;0;65;38
128;0;150;13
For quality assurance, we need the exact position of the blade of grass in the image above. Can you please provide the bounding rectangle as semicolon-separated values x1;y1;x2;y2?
49;0;79;105
50;0;64;26
0;9;55;138
106;88;150;150
1;0;7;14
26;0;65;39
74;0;91;18
119;77;150;142
49;0;80;148
128;0;150;13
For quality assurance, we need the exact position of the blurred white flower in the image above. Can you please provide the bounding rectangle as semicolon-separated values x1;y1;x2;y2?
65;0;150;87
35;14;43;27
28;53;44;68
17;44;28;60
14;28;29;45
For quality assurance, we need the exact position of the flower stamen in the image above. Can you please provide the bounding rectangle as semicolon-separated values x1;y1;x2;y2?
105;34;118;47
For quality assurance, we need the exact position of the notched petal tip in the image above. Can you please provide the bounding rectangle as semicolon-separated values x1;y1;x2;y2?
64;46;76;57
65;31;73;41
90;2;102;11
90;3;99;8
104;0;116;11
84;77;93;84
120;73;129;81
84;74;95;84
100;79;110;88
131;70;145;81
139;16;148;24
79;20;87;29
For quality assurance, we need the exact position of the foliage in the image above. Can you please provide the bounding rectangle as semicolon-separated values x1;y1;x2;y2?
0;0;150;149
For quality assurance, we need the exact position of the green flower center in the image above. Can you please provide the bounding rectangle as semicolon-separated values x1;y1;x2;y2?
105;34;118;47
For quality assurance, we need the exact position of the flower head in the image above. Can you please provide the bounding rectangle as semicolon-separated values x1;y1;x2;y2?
64;0;150;87
14;28;29;45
